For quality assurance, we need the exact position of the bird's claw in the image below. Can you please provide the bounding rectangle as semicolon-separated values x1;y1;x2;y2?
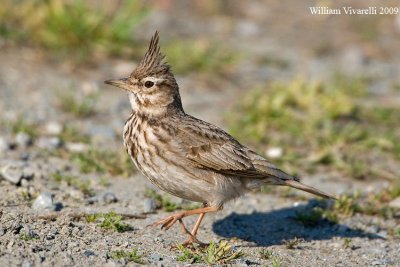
149;213;184;230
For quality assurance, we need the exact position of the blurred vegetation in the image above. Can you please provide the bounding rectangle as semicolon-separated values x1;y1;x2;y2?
56;90;98;118
164;40;238;75
294;182;400;228
71;148;134;176
53;172;95;197
0;0;237;73
0;0;148;60
229;75;400;180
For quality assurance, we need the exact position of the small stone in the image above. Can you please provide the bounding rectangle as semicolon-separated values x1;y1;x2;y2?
265;147;283;159
149;253;163;262
388;197;400;209
0;137;10;152
21;261;33;267
0;227;5;236
32;192;56;211
143;198;157;213
102;192;117;204
15;132;32;147
45;122;63;135
46;228;59;240
1;163;23;184
22;166;35;180
65;142;88;153
20;152;30;161
36;137;62;150
20;179;30;187
83;250;96;257
85;196;99;205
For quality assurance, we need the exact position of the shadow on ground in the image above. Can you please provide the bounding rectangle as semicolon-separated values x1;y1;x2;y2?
212;200;382;247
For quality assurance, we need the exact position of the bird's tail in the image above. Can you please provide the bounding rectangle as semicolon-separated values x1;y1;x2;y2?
283;180;337;200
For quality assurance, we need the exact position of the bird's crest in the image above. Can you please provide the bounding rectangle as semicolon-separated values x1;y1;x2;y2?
131;31;171;79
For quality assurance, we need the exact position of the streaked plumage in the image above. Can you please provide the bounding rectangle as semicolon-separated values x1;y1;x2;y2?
105;32;336;245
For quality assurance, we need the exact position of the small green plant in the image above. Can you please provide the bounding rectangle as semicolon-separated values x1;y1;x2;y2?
259;249;273;260
203;241;244;264
343;238;352;249
176;244;202;263
86;211;131;232
53;173;95;197
176;241;243;264
85;213;100;223
57;91;98;118
271;257;283;267
100;212;131;232
283;237;303;249
19;230;37;241
109;249;143;264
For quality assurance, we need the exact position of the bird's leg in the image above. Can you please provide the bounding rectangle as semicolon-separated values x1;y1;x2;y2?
182;213;207;247
150;206;218;231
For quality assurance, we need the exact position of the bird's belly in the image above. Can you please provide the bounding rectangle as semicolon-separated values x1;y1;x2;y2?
134;152;213;203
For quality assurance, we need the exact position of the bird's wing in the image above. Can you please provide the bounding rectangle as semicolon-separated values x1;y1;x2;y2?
173;115;336;199
175;116;295;181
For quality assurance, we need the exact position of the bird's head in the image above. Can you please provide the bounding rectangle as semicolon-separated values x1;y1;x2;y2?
105;31;183;116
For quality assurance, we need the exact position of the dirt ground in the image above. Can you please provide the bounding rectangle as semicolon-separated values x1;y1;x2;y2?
1;1;400;266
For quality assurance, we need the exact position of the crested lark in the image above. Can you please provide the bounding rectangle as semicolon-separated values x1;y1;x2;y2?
105;32;336;245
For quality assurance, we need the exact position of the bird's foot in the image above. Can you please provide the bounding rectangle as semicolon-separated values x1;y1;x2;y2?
182;236;208;248
169;237;208;250
149;212;185;230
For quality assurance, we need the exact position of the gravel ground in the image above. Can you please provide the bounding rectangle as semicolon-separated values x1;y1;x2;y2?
1;1;400;266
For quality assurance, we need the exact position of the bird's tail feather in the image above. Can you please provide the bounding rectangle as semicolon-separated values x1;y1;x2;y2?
283;180;337;200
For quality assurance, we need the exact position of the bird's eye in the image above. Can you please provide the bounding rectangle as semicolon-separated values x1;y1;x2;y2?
144;81;154;88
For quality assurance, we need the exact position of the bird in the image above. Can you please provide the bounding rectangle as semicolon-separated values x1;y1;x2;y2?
104;31;336;246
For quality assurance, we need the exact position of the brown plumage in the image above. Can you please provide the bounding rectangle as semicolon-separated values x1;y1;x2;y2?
105;31;336;245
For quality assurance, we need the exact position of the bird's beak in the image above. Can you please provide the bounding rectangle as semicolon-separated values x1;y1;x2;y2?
104;78;131;91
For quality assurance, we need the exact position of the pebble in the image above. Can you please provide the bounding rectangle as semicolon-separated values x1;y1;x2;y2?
143;198;157;213
0;163;23;184
149;253;163;262
102;192;118;204
82;250;96;257
20;179;30;187
0;136;10;152
21;261;33;267
388;197;400;209
65;142;88;153
36;137;62;150
15;132;32;147
46;228;59;240
32;192;56;211
265;147;283;159
45;121;63;135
